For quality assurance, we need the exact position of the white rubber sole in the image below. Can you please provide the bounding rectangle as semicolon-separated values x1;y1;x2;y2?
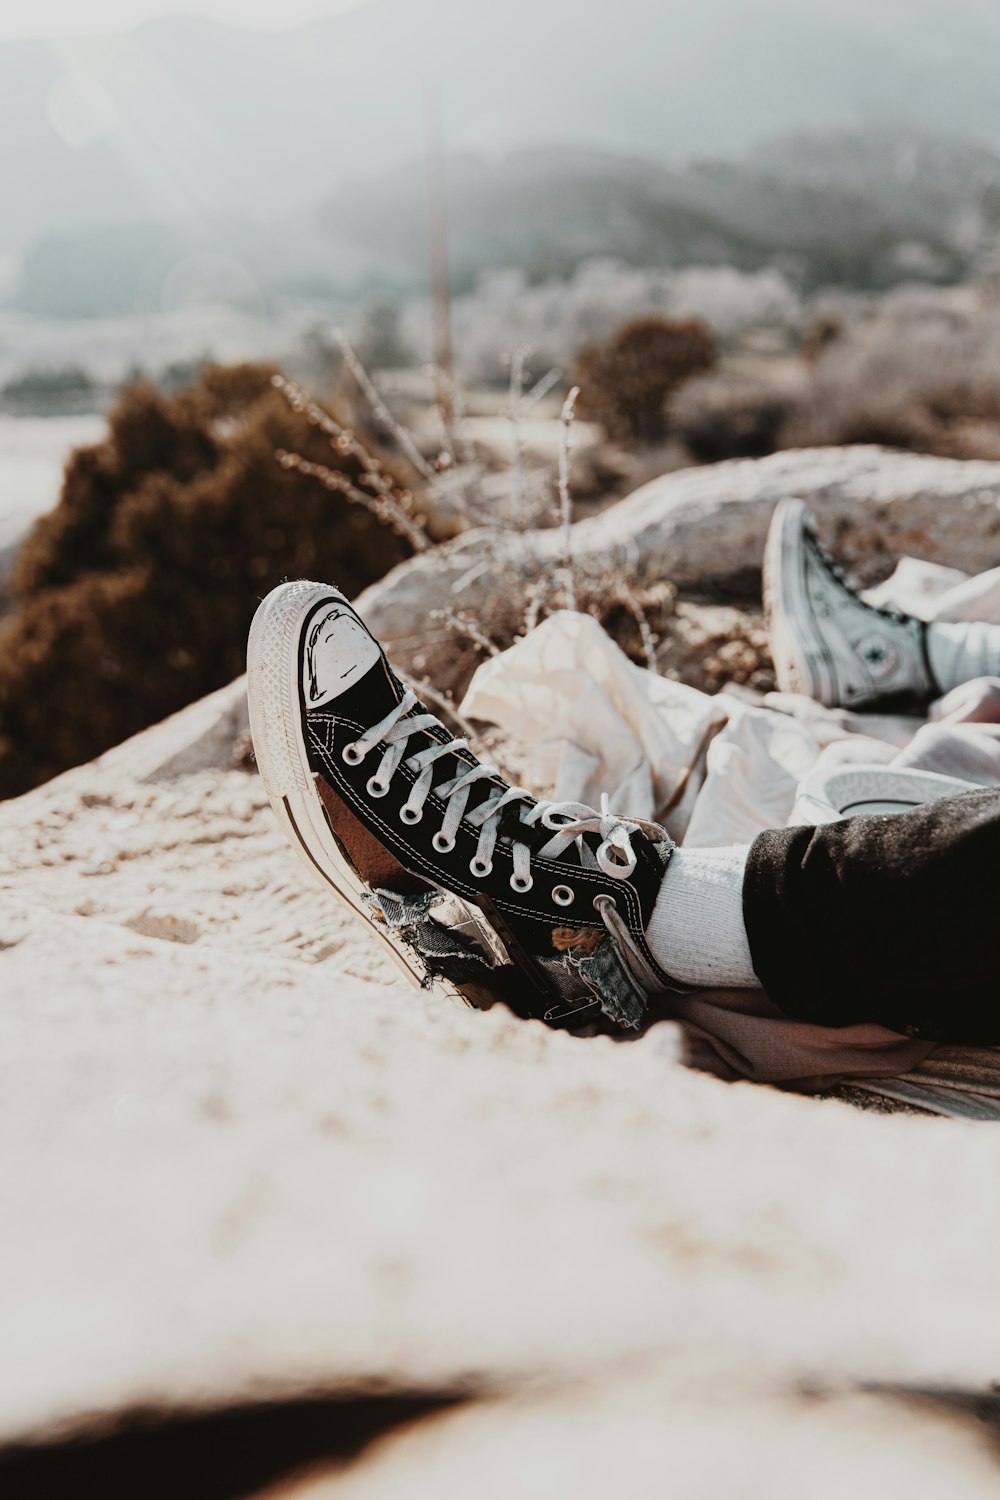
763;497;838;705
791;763;980;826
247;580;426;989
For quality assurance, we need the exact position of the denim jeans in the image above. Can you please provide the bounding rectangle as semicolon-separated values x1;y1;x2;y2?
743;787;1000;1043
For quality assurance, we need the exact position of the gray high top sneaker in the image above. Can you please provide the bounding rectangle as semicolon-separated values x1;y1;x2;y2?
247;581;681;1032
764;498;938;709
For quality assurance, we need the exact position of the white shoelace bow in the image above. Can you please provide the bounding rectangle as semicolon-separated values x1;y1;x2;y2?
344;689;666;891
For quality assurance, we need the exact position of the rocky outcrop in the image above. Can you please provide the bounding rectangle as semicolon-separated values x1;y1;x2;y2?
354;446;1000;679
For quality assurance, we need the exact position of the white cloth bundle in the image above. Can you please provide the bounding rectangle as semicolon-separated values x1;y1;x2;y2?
459;558;1000;1113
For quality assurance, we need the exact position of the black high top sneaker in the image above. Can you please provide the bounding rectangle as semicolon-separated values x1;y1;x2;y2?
763;497;938;709
247;582;679;1032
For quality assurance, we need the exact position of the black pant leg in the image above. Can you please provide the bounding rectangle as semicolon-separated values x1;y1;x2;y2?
742;787;1000;1043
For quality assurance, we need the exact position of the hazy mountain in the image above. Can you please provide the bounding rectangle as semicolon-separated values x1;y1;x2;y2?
16;128;1000;317
314;133;1000;296
6;0;1000;253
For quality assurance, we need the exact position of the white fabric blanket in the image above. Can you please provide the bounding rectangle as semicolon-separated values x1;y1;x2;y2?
460;558;1000;1110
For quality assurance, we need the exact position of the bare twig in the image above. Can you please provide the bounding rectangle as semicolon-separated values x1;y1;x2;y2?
272;372;345;442
521;365;562;414
431;607;501;657
508;346;527;527
399;672;478;740
335;329;437;482
521;577;548;637
274;338;674;703
273;375;412;505
276;450;429;553
420;363;481;520
273;373;431;554
617;585;659;674
558;385;579;611
425;362;473;467
444;367;472;464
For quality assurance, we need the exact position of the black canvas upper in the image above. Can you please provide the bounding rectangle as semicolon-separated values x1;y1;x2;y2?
296;598;671;984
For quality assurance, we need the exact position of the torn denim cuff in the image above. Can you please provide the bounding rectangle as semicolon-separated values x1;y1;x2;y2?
538;937;647;1030
364;888;647;1031
362;888;498;988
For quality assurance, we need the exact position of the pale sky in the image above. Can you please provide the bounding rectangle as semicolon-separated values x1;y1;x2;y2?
0;0;371;43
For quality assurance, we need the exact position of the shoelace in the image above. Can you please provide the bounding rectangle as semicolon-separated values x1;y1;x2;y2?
343;688;669;893
807;526;908;626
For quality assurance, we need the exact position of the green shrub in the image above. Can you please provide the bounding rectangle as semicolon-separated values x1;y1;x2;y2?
574;315;716;443
0;362;410;799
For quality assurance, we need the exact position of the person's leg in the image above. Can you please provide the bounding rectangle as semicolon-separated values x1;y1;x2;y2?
742;786;1000;1044
765;498;1000;708
247;578;999;1043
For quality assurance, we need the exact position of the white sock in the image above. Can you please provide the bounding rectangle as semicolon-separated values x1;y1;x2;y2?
927;619;1000;695
645;844;759;989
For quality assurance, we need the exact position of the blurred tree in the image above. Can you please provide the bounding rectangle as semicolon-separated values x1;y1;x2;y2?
574;315;716;442
801;314;842;362
671;374;791;462
3;366;96;400
2;366;97;415
355;301;413;371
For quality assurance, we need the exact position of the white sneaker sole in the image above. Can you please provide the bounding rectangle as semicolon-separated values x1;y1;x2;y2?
247;580;428;990
791;763;981;825
763;497;839;705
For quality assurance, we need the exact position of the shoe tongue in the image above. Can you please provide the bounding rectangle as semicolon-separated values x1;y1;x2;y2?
324;657;472;782
324;653;406;729
322;659;567;841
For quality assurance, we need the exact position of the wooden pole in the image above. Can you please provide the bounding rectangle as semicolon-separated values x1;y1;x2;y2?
424;86;454;421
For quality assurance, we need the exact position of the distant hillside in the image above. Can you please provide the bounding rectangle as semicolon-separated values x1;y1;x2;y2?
15;127;1000;317
13;125;1000;317
316;134;997;295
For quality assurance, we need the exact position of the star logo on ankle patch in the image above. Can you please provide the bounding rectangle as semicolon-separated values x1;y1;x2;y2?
852;633;899;680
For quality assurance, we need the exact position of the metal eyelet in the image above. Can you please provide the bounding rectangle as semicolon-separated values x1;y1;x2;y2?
432;831;456;854
552;884;575;906
399;804;422;825
366;775;389;798
470;856;493;878
510;873;533;894
593;893;617;913
342;742;365;765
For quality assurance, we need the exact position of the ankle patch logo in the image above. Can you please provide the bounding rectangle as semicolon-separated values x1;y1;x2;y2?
852;632;899;681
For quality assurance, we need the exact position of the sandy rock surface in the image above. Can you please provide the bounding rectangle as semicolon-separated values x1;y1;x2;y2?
3;673;1000;1493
